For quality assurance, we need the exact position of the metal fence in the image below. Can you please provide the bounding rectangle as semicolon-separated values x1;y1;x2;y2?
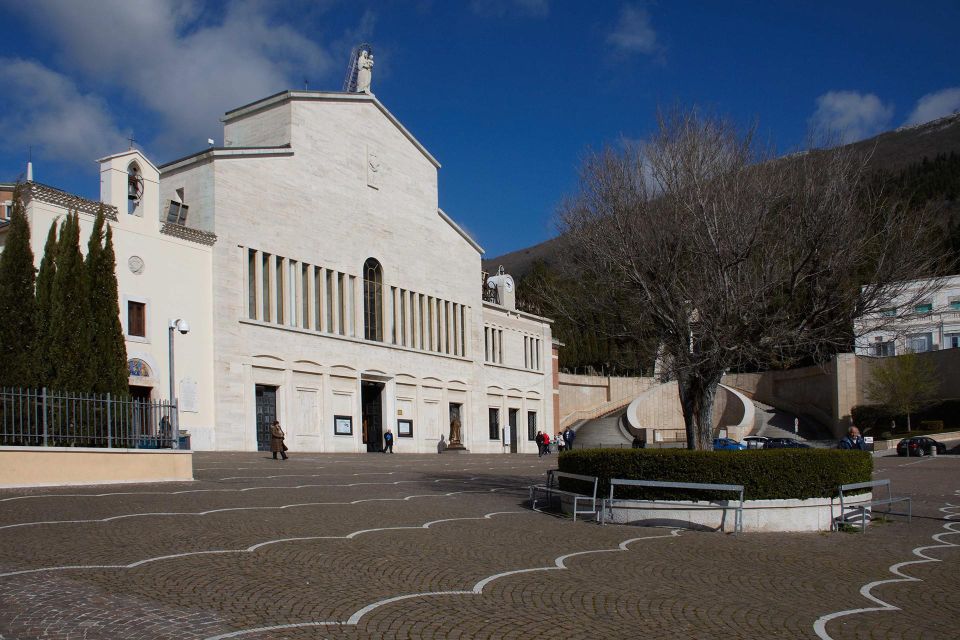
0;387;177;449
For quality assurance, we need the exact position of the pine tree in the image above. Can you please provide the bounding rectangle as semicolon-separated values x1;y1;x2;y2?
34;220;59;385
0;185;38;387
48;212;94;391
86;209;128;396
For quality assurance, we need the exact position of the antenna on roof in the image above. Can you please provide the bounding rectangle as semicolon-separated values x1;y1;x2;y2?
304;78;309;90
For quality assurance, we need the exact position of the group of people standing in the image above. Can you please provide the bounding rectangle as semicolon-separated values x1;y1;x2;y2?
535;428;576;457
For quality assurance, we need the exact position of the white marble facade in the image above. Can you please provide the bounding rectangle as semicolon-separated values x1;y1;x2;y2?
157;91;554;453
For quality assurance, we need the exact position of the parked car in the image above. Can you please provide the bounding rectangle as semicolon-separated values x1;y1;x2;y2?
713;437;746;451
742;436;769;449
765;438;811;449
896;436;947;457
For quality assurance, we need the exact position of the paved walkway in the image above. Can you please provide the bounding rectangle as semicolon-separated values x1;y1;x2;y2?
0;452;956;639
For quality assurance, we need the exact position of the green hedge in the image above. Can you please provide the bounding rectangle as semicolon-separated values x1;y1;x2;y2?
557;448;872;501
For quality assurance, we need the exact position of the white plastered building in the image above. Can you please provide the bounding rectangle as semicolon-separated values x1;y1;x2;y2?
151;90;554;453
854;274;960;356
0;151;216;443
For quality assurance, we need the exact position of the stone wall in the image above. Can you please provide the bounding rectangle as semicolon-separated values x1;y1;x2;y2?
722;350;960;438
558;374;655;419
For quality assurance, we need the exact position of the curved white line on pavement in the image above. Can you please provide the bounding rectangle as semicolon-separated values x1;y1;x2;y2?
0;496;521;579
0;476;513;504
204;529;683;639
813;492;960;639
0;479;520;531
215;471;392;481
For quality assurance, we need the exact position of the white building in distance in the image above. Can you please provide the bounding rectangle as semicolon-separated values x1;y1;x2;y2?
854;275;960;356
2;88;556;454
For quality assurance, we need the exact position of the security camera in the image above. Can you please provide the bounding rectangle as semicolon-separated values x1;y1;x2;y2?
170;318;190;334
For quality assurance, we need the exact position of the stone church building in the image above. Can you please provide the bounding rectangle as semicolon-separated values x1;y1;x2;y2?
3;87;556;454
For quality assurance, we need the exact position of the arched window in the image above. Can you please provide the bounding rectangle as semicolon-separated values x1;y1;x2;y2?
128;358;152;378
127;162;143;215
363;258;383;341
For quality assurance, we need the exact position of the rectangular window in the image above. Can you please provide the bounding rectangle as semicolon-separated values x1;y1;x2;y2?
313;267;323;331
301;263;310;329
165;201;189;225
400;289;407;347
325;270;334;332
261;253;271;322
536;339;541;371
498;329;504;364
427;298;434;351
444;301;451;354
527;411;537;441
348;275;356;337
484;327;490;362
127;301;146;337
247;249;257;320
275;256;285;325
337;273;346;336
288;260;297;327
460;306;466;356
880;307;897;317
488;408;500;440
947;333;960;349
949;296;960;311
524;336;529;368
914;302;933;314
907;333;932;353
419;295;425;350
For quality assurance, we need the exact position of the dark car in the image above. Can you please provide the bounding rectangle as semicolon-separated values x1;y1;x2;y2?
765;438;811;449
896;436;947;457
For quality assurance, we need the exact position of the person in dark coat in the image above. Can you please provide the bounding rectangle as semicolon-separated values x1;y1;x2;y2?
270;421;288;460
535;430;545;457
838;426;867;451
563;427;575;451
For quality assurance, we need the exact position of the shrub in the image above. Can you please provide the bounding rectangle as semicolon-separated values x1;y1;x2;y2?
852;400;960;434
557;448;872;501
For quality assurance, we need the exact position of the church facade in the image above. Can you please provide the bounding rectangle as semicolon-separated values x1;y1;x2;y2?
156;90;555;453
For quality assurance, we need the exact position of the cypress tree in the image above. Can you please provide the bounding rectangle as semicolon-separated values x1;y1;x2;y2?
86;210;128;396
34;220;59;384
0;185;38;387
48;212;94;391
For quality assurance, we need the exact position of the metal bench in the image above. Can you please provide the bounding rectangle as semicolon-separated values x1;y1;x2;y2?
601;478;745;533
529;470;599;522
836;479;911;533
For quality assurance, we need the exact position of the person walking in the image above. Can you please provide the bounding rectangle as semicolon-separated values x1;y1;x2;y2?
556;432;565;453
838;426;868;451
535;430;545;457
542;431;551;455
383;428;394;453
270;420;288;460
563;427;575;452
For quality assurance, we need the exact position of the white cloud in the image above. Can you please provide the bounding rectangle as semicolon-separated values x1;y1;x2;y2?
905;87;960;126
12;0;333;158
808;91;894;143
470;0;550;17
607;4;658;55
0;58;128;167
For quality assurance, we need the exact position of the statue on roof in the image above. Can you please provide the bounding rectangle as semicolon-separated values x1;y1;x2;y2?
356;50;374;93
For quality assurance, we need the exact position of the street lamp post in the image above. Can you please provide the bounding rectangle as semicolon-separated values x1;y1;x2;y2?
168;318;190;449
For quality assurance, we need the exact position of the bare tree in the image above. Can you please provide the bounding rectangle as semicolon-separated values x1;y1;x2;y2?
555;109;942;449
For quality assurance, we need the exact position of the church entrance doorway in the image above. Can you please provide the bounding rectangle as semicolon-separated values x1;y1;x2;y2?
255;384;278;451
361;381;384;452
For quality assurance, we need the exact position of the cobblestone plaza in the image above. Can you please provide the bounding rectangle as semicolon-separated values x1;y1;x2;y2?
0;452;956;639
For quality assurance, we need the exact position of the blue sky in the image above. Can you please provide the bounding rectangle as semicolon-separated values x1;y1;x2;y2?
2;0;958;258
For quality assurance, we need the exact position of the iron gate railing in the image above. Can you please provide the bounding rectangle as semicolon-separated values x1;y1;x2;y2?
0;387;177;449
